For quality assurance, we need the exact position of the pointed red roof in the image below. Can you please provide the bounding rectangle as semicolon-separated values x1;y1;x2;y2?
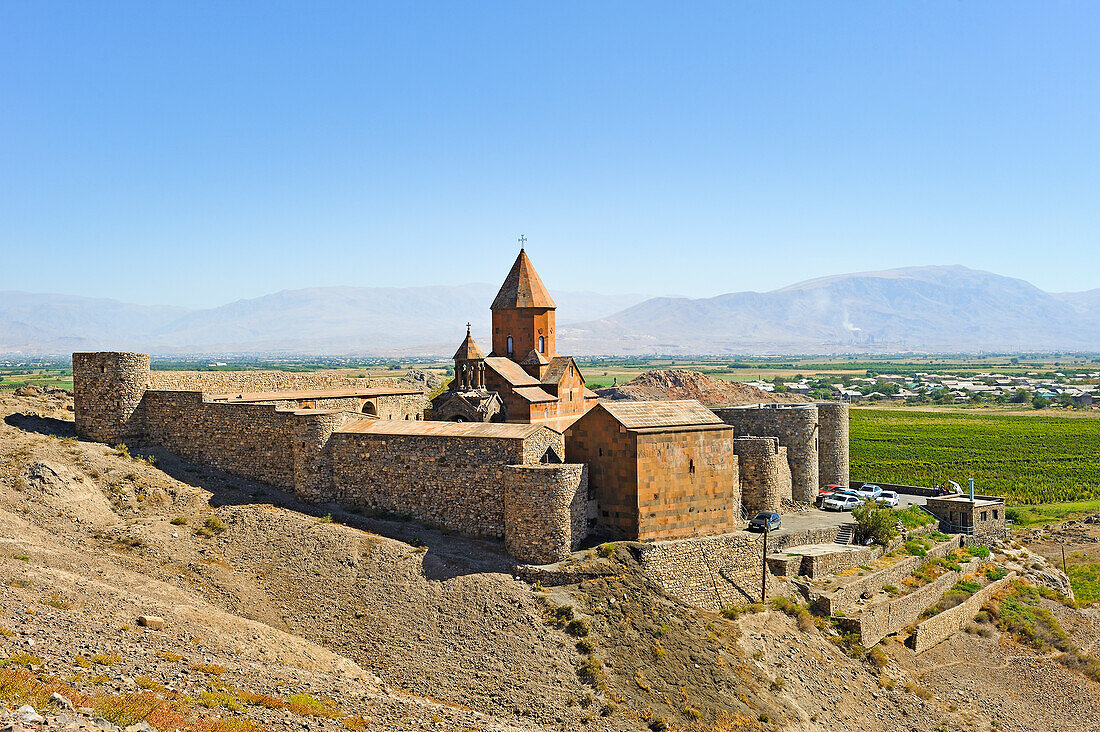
491;249;556;310
452;325;484;360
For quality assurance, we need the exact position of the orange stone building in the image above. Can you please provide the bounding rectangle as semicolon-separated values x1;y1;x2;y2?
565;400;741;540
432;249;598;429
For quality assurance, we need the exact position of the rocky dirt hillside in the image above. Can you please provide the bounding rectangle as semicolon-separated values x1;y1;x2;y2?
0;388;1097;732
595;370;811;407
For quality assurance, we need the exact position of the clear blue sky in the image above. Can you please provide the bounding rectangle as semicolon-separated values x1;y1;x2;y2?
2;2;1097;308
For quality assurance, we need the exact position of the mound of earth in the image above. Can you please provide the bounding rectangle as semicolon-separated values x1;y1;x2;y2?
595;369;812;407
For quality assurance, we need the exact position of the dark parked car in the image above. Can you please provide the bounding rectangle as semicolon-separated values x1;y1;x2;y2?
747;512;781;532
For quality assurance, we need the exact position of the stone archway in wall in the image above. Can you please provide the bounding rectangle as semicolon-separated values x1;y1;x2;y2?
362;401;378;417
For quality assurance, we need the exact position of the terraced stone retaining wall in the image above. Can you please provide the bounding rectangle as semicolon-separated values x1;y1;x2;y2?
797;543;881;579
816;537;962;615
837;561;989;647
637;527;843;610
910;572;1017;654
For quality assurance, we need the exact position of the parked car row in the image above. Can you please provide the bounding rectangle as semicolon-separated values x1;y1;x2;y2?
816;484;901;512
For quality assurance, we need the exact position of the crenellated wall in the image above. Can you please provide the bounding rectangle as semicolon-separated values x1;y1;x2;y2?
731;436;791;513
713;404;819;503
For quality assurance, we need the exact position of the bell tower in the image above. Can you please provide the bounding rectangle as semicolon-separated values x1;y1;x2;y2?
452;324;486;390
490;246;557;364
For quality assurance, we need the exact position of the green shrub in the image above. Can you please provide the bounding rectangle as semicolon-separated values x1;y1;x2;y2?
852;501;900;545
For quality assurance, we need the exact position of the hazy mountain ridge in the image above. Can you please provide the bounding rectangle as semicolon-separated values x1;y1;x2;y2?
0;285;647;355
559;266;1100;354
1;266;1097;355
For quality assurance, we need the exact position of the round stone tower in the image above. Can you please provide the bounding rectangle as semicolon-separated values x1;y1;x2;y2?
72;352;150;444
712;404;819;503
816;402;850;488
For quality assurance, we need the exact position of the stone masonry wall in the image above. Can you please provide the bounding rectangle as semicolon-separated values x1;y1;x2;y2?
911;572;1017;654
147;370;374;393
291;411;366;503
799;544;882;579
330;429;566;539
713;405;819;503
141;390;310;491
635;428;741;541
816;536;962;615
73;352;151;444
731;436;791;513
504;464;589;564
837;563;989;647
816;402;850;487
637;527;843;610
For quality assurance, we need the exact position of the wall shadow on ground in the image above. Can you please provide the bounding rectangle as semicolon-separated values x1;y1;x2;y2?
136;445;515;581
4;413;77;438
1;411;506;581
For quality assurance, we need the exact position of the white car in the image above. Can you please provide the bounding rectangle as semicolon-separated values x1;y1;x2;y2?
854;484;883;500
822;494;862;512
876;490;899;508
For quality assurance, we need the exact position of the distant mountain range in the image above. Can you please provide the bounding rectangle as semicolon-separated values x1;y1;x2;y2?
559;266;1100;354
0;285;647;356
2;266;1097;356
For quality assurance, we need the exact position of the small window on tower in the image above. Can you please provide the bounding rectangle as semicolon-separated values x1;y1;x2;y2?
539;335;545;353
506;336;514;354
689;459;695;474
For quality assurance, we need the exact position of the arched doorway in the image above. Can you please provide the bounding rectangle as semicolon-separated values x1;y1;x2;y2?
362;401;378;417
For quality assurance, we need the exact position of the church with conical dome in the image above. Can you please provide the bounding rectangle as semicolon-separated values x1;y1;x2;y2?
431;248;599;429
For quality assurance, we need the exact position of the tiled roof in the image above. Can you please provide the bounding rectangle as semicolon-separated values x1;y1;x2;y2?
484;357;541;387
520;349;550;366
338;419;543;439
491;249;556;310
512;385;558;403
541;356;575;385
452;327;485;360
597;400;724;430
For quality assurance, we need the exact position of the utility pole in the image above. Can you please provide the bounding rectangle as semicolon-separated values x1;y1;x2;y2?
761;527;768;603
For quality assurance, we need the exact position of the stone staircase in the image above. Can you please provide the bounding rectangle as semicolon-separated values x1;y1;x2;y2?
835;525;854;545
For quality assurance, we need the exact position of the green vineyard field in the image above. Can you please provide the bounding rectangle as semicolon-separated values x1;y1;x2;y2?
850;410;1100;505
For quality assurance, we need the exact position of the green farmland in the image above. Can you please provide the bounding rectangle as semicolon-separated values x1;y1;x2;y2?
851;409;1100;505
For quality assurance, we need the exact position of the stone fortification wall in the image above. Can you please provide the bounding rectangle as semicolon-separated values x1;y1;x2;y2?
504;464;589;564
147;370;373;393
637;527;842;610
73;352;151;443
816;402;849;487
292;411;365;503
713;404;819;503
815;537;962;615
330;429;566;539
142;390;354;492
910;572;1017;654
731;437;791;513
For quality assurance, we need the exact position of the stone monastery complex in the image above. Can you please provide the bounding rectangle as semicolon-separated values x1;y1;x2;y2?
73;249;850;564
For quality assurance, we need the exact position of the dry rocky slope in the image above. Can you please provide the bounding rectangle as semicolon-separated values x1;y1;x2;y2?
1;388;1098;731
595;370;810;407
